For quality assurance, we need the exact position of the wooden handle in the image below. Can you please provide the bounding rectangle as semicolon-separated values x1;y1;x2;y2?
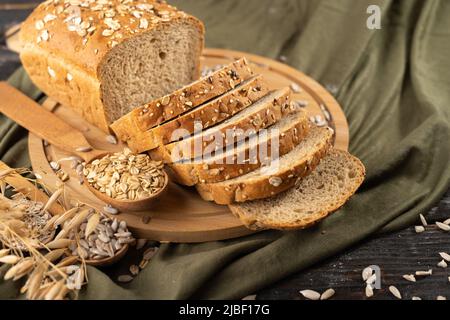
0;82;105;162
0;161;64;216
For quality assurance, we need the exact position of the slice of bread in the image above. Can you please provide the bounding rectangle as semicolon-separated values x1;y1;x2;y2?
111;58;254;138
229;149;365;230
111;75;269;153
196;125;334;205
150;88;295;163
166;111;310;186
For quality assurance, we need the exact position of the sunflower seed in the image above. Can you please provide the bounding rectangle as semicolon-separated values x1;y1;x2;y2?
320;288;335;300
419;214;428;226
412;296;422;300
402;274;416;282
50;161;60;171
443;218;450;225
436;222;450;231
437;296;447;300
389;286;402;299
129;265;139;276
415;226;425;233
437;260;448;268
141;215;151;224
242;294;257;300
366;273;377;285
103;205;119;215
416;269;433;276
365;285;373;298
143;247;158;260
448;276;450;283
75;146;93;152
106;135;118;145
439;252;450;262
139;259;149;269
290;83;302;93
299;289;320;300
362;267;373;281
117;275;133;283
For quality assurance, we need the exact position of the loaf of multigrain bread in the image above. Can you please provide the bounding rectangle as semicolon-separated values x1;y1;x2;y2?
20;0;205;132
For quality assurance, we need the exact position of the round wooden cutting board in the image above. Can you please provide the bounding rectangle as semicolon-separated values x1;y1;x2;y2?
28;48;349;243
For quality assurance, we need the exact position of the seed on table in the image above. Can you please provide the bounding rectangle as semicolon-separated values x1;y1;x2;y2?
129;265;139;276
366;273;377;285
443;218;450;225
437;260;447;268
117;275;134;283
414;226;425;233
242;295;257;300
50;161;60;171
412;296;422;300
389;286;402;299
299;289;320;300
436;222;450;231
362;267;373;281
419;214;428;226
320;288;335;300
402;274;416;282
103;205;119;215
437;296;447;300
415;269;432;276
439;252;450;262
143;247;158;260
365;285;374;298
139;259;149;269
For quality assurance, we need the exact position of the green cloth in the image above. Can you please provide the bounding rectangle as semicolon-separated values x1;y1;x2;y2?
1;0;449;299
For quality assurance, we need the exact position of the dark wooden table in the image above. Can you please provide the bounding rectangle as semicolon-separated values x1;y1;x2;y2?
1;1;449;301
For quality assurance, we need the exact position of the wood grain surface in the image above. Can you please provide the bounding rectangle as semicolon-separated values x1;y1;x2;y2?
1;8;449;299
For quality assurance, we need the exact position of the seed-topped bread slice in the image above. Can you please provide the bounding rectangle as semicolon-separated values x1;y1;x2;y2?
229;149;365;230
150;87;296;163
196;125;334;205
165;111;310;186
111;58;253;138
111;75;269;153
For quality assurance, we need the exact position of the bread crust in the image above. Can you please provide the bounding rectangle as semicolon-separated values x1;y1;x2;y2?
196;127;334;205
150;88;294;163
167;111;310;186
20;0;205;132
228;150;366;230
111;74;268;153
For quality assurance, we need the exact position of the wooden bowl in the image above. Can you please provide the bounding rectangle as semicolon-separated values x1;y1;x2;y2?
83;244;129;267
84;169;169;212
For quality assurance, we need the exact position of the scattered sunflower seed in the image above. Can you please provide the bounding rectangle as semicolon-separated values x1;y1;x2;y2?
365;285;374;298
414;226;425;233
50;161;60;171
436;222;450;231
290;83;302;93
366;273;377;285
117;275;133;283
242;294;257;300
75;146;92;153
419;214;428;226
106;135;118;145
299;289;321;300
415;269;432;276
129;265;139;276
412;296;422;300
362;267;373;281
437;260;448;268
320;288;335;300
402;274;416;282
437;296;447;300
439;252;450;262
389;286;402;299
103;205;119;215
443;218;450;225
